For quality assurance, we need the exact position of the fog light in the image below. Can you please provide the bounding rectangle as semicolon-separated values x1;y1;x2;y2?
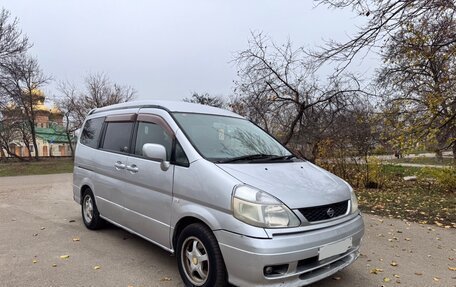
263;264;289;276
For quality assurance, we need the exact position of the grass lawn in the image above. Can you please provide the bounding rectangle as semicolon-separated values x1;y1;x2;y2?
386;156;455;166
0;158;74;177
357;164;456;228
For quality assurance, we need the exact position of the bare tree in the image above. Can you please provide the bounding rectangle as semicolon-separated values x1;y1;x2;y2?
56;73;136;157
184;92;225;108
0;56;50;160
0;8;45;160
233;33;369;161
56;81;80;158
81;73;136;109
0;8;29;68
312;0;456;73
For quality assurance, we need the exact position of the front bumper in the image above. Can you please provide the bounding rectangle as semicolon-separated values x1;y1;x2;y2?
214;213;364;287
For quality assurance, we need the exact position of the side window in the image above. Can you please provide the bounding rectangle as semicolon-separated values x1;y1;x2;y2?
135;122;172;160
174;141;189;166
102;122;134;153
80;117;105;148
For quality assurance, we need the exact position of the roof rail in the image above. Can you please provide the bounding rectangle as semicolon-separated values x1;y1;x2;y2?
90;104;170;115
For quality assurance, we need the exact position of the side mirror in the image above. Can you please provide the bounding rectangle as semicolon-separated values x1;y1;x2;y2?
142;143;170;171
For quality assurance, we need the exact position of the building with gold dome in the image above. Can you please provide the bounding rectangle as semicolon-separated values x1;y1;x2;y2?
0;89;73;158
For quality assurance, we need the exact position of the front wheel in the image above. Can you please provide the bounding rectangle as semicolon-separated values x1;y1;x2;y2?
176;223;228;287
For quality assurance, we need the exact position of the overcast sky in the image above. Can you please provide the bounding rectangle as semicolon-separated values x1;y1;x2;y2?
2;0;371;102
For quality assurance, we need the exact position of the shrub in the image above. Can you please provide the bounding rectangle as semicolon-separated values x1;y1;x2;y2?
418;166;456;192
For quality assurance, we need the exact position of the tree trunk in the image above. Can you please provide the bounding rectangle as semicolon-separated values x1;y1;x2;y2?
29;119;39;161
283;104;305;146
452;142;456;161
65;114;75;158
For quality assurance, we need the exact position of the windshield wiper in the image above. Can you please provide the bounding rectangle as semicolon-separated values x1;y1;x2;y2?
215;154;276;163
268;155;296;161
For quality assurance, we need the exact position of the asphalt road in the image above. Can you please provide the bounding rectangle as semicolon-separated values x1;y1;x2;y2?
0;174;454;287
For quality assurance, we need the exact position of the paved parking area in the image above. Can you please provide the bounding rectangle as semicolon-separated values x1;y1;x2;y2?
0;174;455;286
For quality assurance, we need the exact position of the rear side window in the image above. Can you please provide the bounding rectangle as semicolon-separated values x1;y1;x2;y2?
80;117;105;148
102;122;134;153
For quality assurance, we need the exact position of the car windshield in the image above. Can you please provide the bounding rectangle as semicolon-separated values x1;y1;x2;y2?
172;113;292;163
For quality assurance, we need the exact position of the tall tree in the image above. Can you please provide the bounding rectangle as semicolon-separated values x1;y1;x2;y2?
378;12;456;157
0;56;50;160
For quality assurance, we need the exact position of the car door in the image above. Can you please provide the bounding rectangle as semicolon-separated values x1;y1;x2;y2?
95;113;136;226
122;113;174;249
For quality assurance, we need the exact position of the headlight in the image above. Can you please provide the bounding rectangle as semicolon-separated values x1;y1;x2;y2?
350;188;359;213
232;185;300;228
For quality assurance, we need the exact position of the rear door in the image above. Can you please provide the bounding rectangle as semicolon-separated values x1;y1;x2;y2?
122;113;175;249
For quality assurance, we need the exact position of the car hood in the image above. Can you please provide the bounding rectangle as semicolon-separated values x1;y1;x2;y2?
216;161;351;209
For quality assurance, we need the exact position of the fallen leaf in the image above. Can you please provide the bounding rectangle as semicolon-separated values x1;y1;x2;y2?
433;277;440;282
69;220;75;223
414;272;423;276
52;264;57;267
72;238;80;242
449;266;456;271
393;274;400;278
32;260;37;264
370;268;384;274
160;277;172;281
383;277;391;282
390;261;398;267
93;265;101;270
60;255;70;259
332;276;341;280
40;227;45;230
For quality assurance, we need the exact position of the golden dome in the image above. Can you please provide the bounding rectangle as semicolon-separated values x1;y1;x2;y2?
34;103;49;112
30;88;44;97
50;105;62;114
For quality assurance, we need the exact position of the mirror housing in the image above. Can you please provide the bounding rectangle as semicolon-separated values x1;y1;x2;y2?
142;143;169;171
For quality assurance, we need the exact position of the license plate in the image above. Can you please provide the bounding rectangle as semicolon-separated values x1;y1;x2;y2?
318;237;352;261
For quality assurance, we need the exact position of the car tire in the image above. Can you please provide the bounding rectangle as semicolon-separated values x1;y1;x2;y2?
81;188;104;230
176;223;228;287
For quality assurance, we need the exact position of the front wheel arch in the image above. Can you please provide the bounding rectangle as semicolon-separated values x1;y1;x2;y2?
176;223;228;287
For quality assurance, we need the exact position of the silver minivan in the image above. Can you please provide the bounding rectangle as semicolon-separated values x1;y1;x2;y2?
73;100;364;287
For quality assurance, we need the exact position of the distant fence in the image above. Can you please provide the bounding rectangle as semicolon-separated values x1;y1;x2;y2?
0;156;74;162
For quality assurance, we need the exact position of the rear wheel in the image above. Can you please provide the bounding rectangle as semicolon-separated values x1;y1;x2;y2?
81;189;104;230
176;223;228;287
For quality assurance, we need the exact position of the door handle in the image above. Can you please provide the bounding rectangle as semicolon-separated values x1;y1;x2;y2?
114;161;126;170
126;164;139;173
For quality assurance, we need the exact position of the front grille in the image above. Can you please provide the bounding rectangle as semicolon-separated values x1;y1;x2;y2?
298;200;348;222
